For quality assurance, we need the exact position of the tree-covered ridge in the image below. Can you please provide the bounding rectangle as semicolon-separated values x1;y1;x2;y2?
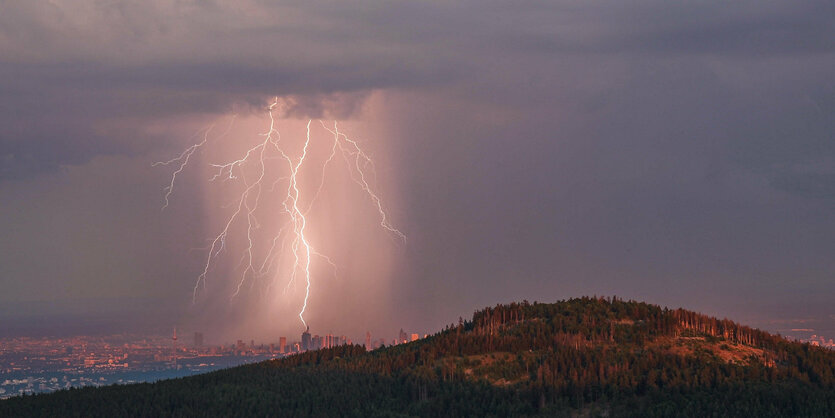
275;297;835;388
2;297;835;417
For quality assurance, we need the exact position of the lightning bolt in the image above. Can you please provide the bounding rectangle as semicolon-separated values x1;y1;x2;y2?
155;98;404;329
321;123;406;243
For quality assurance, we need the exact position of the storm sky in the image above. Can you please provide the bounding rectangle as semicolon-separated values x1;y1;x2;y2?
1;1;833;342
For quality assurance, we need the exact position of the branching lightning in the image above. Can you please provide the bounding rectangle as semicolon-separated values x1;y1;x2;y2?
155;98;404;329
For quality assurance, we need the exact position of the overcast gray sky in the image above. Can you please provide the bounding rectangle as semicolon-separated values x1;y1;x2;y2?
1;0;833;342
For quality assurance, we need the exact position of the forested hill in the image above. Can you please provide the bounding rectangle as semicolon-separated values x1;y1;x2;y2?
3;297;835;417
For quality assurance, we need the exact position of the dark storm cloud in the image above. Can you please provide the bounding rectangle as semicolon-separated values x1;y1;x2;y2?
2;0;832;179
0;0;461;179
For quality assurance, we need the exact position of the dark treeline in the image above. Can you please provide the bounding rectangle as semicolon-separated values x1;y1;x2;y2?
2;297;835;417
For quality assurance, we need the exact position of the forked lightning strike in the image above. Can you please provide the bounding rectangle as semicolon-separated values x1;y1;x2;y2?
155;98;404;328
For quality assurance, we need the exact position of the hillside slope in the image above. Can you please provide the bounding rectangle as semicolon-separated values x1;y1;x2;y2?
3;297;835;417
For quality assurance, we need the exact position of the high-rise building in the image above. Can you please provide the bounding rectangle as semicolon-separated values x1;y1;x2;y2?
279;336;287;354
171;327;179;367
301;327;311;351
399;329;408;344
193;332;204;348
365;332;371;350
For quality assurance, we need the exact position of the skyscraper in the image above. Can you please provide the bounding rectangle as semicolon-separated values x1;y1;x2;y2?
313;335;323;350
279;336;287;354
171;326;179;368
301;327;311;351
193;332;204;348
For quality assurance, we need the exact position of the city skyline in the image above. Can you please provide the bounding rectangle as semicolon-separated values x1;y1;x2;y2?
0;324;429;399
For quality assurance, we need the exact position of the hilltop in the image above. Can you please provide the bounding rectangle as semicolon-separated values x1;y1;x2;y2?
2;297;834;417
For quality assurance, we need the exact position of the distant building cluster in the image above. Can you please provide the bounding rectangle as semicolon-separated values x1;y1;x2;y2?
0;325;427;399
803;334;835;349
297;327;352;352
0;334;265;399
286;326;426;354
357;328;424;351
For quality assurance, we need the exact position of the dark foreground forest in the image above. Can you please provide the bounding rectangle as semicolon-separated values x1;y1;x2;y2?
2;297;834;417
